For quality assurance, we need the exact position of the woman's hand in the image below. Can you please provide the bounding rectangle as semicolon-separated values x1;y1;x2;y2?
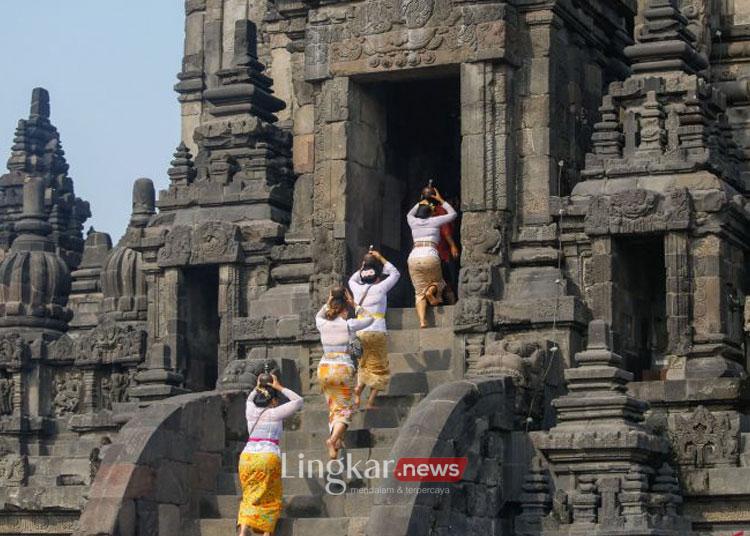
450;244;460;259
344;288;356;308
432;187;445;204
270;374;284;391
370;249;386;263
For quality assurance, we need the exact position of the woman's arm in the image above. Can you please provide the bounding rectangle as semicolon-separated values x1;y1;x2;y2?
315;304;328;331
347;307;375;332
377;261;401;293
429;201;457;226
406;203;421;227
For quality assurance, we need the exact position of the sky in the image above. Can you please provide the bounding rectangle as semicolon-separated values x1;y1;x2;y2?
0;1;185;242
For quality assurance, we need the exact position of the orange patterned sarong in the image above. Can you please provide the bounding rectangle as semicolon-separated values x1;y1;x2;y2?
237;452;282;533
317;361;355;431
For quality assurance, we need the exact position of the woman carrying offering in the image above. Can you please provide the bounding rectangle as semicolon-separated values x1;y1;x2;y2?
406;185;458;328
238;372;303;536
315;286;374;459
349;249;400;410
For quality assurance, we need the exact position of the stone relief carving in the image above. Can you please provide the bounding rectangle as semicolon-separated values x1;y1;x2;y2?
670;405;739;467
472;338;551;424
306;0;509;77
158;223;241;267
76;322;147;365
454;297;491;332
0;334;27;368
0;378;13;415
584;189;691;235
53;372;83;417
100;376;112;411
99;372;131;411
458;265;493;299
0;448;27;486
460;212;506;265
157;225;192;266
111;372;133;404
191;222;241;265
50;335;75;362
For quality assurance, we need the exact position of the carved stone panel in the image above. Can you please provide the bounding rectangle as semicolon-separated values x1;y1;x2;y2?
157;223;241;267
0;334;27;370
305;0;512;80
53;372;83;417
669;405;740;468
584;188;691;236
74;322;147;365
157;226;192;267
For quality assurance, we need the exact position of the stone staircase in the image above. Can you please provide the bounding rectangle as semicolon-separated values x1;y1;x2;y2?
197;306;457;536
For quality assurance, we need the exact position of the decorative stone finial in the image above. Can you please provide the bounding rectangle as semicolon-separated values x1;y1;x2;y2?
204;20;285;123
30;88;50;120
130;178;155;228
233;19;258;67
167;143;196;185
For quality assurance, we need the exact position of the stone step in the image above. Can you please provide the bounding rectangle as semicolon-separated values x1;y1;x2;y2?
217;468;389;497
385;306;454;330
199;516;368;536
388;349;453;373
281;426;401;452
387;327;454;352
201;493;326;519
299;405;407;432
386;371;428;396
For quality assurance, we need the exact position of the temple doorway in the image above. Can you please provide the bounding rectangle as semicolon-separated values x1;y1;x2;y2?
612;237;668;380
346;74;461;307
181;265;220;390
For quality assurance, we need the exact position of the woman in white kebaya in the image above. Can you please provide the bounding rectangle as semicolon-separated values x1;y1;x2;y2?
406;186;458;328
348;249;400;409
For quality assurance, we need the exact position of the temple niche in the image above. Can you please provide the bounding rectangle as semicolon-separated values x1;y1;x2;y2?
1;0;750;535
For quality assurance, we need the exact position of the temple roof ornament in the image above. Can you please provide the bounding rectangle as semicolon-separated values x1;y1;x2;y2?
0;88;90;270
0;177;72;331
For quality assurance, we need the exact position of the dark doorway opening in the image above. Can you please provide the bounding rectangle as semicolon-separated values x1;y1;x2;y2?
182;265;219;391
347;75;461;307
613;237;667;380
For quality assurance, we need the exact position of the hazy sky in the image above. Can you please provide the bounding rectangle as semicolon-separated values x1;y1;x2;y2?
0;1;185;241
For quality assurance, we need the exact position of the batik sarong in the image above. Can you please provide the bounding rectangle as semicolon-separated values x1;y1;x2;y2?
408;254;446;304
357;331;390;391
237;452;282;533
317;357;355;430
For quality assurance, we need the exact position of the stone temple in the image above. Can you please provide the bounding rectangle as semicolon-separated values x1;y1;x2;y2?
1;0;750;534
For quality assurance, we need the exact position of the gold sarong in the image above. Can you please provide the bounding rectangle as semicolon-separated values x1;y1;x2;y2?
317;361;355;430
357;331;390;391
408;255;446;303
237;452;282;533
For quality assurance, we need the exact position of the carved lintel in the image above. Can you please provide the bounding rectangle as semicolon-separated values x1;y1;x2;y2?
585;188;691;236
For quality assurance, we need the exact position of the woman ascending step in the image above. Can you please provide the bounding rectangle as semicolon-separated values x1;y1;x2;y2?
349;249;400;410
315;286;374;459
238;371;303;536
406;185;458;328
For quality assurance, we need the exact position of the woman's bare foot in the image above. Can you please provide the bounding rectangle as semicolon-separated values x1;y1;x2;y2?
425;284;442;306
365;389;379;410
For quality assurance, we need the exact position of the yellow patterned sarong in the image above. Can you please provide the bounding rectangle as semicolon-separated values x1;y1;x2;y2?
357;331;390;391
408;255;445;304
317;360;355;431
237;452;282;533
